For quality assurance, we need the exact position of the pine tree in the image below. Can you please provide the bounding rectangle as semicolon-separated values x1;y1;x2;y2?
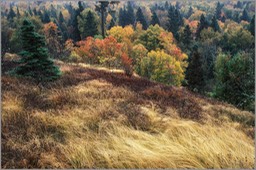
59;11;65;24
249;15;255;36
196;14;209;39
136;7;148;30
183;25;192;45
126;1;135;26
167;6;183;40
185;48;205;91
164;1;169;10
7;4;16;20
33;8;38;16
221;15;226;22
235;1;243;9
43;10;51;23
108;18;115;29
210;16;220;32
215;2;223;20
118;7;125;27
16;6;21;18
151;11;160;26
28;6;33;16
186;6;193;19
71;1;84;41
50;4;57;19
83;10;98;38
13;19;61;82
240;9;250;22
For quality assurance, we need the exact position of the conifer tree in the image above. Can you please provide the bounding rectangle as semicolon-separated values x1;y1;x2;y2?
28;6;33;16
33;8;38;16
164;1;169;10
83;10;99;38
59;11;65;24
16;6;21;18
249;15;255;36
241;9;250;22
215;2;223;20
7;4;16;20
136;7;148;30
186;47;205;91
196;14;209;39
151;11;160;26
118;7;125;27
43;10;51;23
108;18;116;29
186;6;193;19
210;16;220;32
13;19;61;82
71;1;84;41
126;1;135;26
167;6;183;40
183;25;192;45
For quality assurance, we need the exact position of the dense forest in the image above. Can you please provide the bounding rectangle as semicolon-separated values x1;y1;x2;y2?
1;0;255;169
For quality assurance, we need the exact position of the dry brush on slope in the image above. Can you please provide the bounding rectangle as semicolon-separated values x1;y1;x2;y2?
1;60;255;168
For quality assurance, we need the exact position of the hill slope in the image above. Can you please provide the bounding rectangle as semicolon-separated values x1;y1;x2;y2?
1;61;255;168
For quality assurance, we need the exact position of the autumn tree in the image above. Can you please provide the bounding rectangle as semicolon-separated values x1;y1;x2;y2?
12;19;61;82
44;22;64;58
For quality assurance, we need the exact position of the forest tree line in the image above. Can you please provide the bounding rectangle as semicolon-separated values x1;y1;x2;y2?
1;1;255;111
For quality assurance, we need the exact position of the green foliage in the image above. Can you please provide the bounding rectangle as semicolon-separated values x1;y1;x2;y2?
126;2;135;26
12;19;61;82
214;52;255;111
240;9;250;22
137;25;164;51
151;11;160;26
249;15;255;36
78;9;99;39
167;5;183;40
138;50;185;86
185;48;205;92
136;7;148;30
182;25;192;46
215;2;223;20
196;14;209;39
210;16;220;32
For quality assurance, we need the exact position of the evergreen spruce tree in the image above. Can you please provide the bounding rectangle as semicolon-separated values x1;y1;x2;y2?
33;8;38;16
249;15;255;36
28;6;33;16
136;7;148;30
210;16;220;32
72;1;84;41
83;10;98;38
241;9;250;22
235;1;243;9
43;10;51;23
221;15;226;22
50;4;57;19
183;25;192;46
151;11;160;26
215;2;223;20
126;1;135;26
167;6;183;40
59;11;65;24
118;7;125;27
196;14;209;39
185;48;205;91
164;1;169;10
186;6;193;19
108;18;116;29
16;7;21;18
7;4;16;20
13;19;61;82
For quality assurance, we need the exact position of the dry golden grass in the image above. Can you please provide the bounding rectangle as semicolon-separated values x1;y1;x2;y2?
1;61;255;168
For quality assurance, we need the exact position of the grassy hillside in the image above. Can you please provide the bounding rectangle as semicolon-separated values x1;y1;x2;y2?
1;60;255;168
